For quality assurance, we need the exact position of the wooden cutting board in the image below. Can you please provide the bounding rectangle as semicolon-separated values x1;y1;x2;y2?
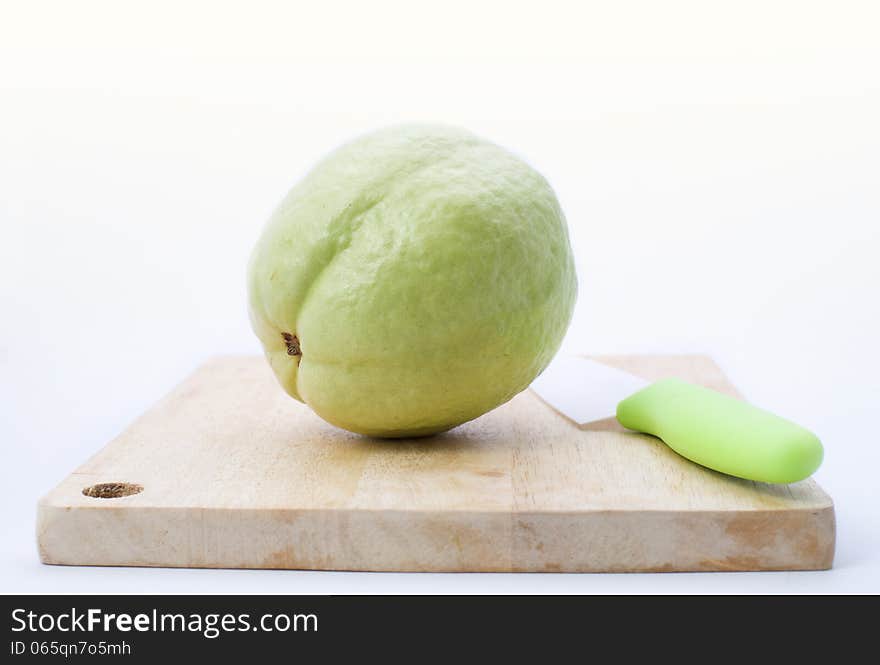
37;355;834;572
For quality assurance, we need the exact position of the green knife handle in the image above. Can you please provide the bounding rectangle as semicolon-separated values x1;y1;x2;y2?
616;378;823;484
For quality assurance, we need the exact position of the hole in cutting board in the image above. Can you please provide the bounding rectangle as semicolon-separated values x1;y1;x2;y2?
82;482;143;499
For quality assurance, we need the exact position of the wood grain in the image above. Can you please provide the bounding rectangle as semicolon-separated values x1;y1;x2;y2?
37;355;834;572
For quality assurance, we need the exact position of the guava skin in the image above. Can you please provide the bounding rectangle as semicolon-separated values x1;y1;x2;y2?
248;125;577;437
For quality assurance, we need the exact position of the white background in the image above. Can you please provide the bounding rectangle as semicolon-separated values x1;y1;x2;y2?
2;0;878;593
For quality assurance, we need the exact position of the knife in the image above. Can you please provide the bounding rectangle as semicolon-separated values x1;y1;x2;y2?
530;355;823;484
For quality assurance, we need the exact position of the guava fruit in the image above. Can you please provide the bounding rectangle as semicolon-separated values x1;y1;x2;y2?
247;125;577;437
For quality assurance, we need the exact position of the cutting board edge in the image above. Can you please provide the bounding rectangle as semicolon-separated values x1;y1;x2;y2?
36;500;835;573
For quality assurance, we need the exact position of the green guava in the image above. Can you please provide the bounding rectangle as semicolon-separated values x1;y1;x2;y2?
247;125;577;437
